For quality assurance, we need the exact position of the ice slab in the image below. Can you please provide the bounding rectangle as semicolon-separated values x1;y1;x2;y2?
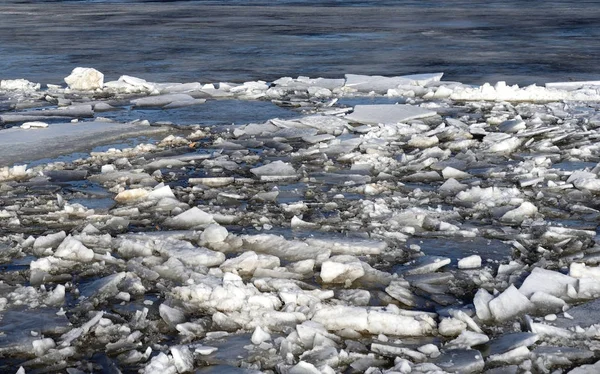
344;73;443;93
320;255;365;284
431;349;484;373
305;237;386;256
477;332;538;357
0;121;168;167
163;207;215;229
1;105;94;123
551;298;600;330
488;285;534;322
242;235;330;263
250;161;296;178
344;104;437;125
545;80;600;90
567;360;600;373
132;93;205;108
396;255;451;275
519;267;577;299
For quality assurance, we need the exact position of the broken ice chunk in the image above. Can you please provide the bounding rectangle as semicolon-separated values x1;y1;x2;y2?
0;78;40;91
488;285;534;322
441;166;471;180
251;326;271;345
319;255;365;284
447;331;489;349
243;234;330;263
518;267;577;299
500;201;538;224
54;236;94;263
431;349;484;373
132;93;203;108
201;224;229;243
305;237;386;256
158;242;225;268
498;119;526;133
250;160;297;180
170;345;193;373
64;67;104;90
33;231;66;256
159;304;186;329
397;255;451;275
220;251;279;276
457;255;482;269
20;121;49;129
114;188;149;203
473;289;494;321
344;104;437;125
312;306;435;336
163;207;215;229
477;332;538;358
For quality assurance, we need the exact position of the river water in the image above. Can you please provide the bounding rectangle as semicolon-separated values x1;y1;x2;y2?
0;0;599;86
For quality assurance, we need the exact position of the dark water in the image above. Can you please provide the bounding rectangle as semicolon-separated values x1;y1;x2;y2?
1;1;599;86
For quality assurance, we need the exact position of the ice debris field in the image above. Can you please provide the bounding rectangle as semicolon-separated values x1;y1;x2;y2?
2;68;600;373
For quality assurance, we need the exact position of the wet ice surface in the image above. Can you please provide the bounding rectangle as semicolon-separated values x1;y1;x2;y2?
4;70;600;373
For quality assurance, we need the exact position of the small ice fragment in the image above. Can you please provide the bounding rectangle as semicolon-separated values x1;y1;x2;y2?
54;236;94;263
201;224;229;243
417;343;439;356
163;207;214;229
500;201;538;224
250;160;296;178
438;318;467;337
320;255;365;284
32;338;56;357
101;164;115;173
195;346;218;355
498;119;526;133
458;255;482;269
441;166;471;180
289;361;321;374
170;345;193;373
20;121;49;129
488;285;534;321
291;216;318;229
447;331;489;349
251;326;271;345
114;188;149;203
431;349;484;373
487;136;521;154
159;304;186;328
399;255;451;275
473;288;494;321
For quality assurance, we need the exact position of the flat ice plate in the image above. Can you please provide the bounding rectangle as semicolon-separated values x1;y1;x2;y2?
0;121;168;167
344;104;437;125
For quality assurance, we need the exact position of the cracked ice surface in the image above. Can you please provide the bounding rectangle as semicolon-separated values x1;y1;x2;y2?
3;69;600;372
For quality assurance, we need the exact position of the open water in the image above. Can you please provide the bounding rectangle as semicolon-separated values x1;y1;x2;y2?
0;1;599;86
